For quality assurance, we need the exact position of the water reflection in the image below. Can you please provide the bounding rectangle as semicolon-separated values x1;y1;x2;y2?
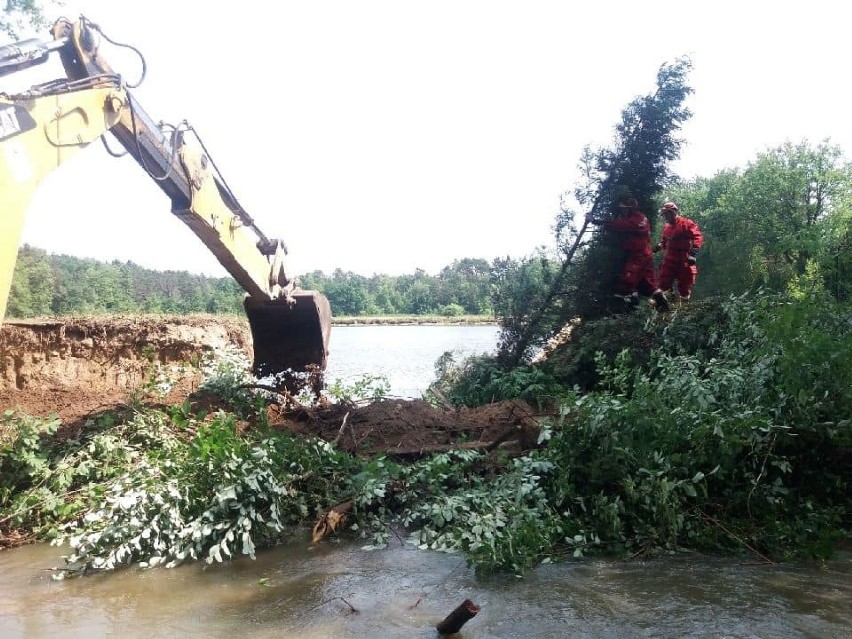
1;539;850;638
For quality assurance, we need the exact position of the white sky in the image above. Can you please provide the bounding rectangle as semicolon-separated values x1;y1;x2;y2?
5;0;850;277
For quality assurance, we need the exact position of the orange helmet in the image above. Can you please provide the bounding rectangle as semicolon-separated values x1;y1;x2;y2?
660;201;679;214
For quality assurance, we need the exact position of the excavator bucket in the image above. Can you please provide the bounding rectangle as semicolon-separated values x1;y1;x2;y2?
243;291;332;378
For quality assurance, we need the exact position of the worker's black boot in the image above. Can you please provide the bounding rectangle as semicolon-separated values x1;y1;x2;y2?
652;290;670;312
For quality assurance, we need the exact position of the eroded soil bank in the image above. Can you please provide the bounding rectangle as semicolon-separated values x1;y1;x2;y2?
0;316;252;425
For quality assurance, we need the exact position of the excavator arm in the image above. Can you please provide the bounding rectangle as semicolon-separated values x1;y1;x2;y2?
0;16;331;377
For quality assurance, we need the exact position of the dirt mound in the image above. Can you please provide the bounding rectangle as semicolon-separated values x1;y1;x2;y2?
267;397;542;458
0;316;544;456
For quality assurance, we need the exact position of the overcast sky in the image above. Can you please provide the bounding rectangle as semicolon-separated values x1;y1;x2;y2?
7;0;850;277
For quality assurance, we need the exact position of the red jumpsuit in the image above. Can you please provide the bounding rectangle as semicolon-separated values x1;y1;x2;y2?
603;210;658;296
658;216;703;298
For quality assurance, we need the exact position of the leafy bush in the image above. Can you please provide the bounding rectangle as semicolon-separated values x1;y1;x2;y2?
430;352;565;409
323;374;390;405
540;292;850;559
52;414;354;576
438;303;465;317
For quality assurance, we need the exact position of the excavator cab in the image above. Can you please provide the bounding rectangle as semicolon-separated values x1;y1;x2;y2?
0;16;332;378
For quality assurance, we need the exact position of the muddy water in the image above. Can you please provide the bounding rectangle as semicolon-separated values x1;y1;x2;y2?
1;539;850;638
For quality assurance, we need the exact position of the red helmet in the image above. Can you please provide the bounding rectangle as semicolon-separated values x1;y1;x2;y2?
660;201;679;214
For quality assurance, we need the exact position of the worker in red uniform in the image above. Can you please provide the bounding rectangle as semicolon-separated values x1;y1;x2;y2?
593;197;670;311
654;201;704;303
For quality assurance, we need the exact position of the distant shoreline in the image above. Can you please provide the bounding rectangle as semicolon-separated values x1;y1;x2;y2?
3;313;499;328
332;315;498;327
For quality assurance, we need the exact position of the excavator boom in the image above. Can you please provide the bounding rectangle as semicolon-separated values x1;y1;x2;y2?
0;16;331;377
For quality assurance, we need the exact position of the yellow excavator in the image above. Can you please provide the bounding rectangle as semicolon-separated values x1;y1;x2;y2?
0;16;331;377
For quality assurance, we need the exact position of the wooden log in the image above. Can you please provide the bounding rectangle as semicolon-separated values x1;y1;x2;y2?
436;598;480;635
310;501;353;545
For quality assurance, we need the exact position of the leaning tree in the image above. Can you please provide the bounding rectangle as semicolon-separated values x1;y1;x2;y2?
497;57;694;367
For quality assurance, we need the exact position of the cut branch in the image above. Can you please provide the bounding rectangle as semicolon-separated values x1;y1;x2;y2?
332;411;351;445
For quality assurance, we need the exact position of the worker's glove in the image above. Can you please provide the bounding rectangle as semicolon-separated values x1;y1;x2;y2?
652;243;662;253
687;247;698;265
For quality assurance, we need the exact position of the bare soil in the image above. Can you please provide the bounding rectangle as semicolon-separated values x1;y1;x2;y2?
0;316;543;457
0;315;251;426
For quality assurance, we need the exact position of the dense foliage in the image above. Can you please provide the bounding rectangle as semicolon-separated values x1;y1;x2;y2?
7;250;247;317
1;292;848;578
664;140;852;300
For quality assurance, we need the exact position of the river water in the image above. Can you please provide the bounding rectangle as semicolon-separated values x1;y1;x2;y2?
1;325;851;638
323;324;502;399
1;540;850;638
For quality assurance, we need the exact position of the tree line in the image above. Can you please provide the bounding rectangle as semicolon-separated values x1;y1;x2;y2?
7;136;849;321
5;251;496;319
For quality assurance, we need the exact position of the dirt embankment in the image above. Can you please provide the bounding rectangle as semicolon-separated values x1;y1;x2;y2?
0;316;252;425
0;316;542;457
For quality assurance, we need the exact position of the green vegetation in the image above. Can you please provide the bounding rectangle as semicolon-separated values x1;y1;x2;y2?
1;293;848;578
6;253;497;320
1;48;849;579
1;0;45;39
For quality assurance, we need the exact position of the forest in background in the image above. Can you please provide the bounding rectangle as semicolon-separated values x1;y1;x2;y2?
6;250;495;318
